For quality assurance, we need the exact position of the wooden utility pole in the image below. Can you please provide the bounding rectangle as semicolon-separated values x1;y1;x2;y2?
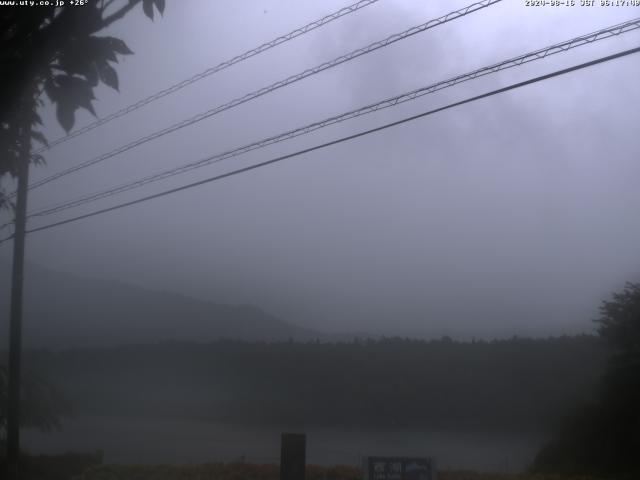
6;120;31;480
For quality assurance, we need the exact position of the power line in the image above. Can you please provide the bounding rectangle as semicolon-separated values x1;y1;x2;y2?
0;234;14;245
4;45;635;243
27;17;640;219
30;0;382;155
23;0;503;193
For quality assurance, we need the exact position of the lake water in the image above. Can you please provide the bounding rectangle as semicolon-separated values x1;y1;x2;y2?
22;416;548;472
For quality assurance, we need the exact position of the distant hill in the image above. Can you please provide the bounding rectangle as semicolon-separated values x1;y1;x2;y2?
0;262;323;348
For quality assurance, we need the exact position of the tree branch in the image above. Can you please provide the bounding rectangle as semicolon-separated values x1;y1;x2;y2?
100;0;141;30
103;0;119;11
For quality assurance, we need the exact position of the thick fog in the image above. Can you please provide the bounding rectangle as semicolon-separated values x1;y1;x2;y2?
2;0;639;339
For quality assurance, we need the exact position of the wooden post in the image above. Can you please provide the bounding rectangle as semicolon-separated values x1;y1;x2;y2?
6;121;31;480
280;433;305;480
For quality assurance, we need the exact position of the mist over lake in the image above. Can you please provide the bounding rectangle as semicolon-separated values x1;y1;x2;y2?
23;416;546;472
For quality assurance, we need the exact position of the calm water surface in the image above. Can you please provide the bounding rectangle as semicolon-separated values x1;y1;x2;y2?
22;416;547;472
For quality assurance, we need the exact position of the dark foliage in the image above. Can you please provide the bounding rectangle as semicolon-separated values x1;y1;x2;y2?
532;282;640;476
0;450;102;480
0;0;165;209
0;364;72;461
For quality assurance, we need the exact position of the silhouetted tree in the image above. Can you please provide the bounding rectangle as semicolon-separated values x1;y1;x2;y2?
0;365;71;460
0;2;166;474
533;282;640;476
0;0;166;209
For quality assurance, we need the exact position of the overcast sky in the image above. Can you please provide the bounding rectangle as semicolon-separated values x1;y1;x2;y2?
2;0;639;339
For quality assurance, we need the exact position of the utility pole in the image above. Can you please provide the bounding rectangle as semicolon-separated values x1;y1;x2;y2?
6;118;31;480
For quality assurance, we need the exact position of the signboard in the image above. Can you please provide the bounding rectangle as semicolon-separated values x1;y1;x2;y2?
365;457;436;480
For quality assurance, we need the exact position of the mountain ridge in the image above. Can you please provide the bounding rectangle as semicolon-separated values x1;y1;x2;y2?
0;261;325;348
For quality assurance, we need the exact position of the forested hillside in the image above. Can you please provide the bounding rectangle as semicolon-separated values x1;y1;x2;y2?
16;336;606;432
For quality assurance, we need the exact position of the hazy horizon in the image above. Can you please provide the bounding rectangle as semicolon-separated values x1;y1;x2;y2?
0;256;617;342
2;0;639;340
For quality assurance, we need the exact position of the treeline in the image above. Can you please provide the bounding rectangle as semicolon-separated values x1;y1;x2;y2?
16;335;607;431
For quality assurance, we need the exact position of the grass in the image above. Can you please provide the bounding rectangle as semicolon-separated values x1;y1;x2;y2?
73;463;606;480
1;453;611;480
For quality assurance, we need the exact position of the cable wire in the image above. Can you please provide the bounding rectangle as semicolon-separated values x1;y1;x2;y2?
27;17;640;219
30;0;381;155
3;44;634;243
23;0;503;193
